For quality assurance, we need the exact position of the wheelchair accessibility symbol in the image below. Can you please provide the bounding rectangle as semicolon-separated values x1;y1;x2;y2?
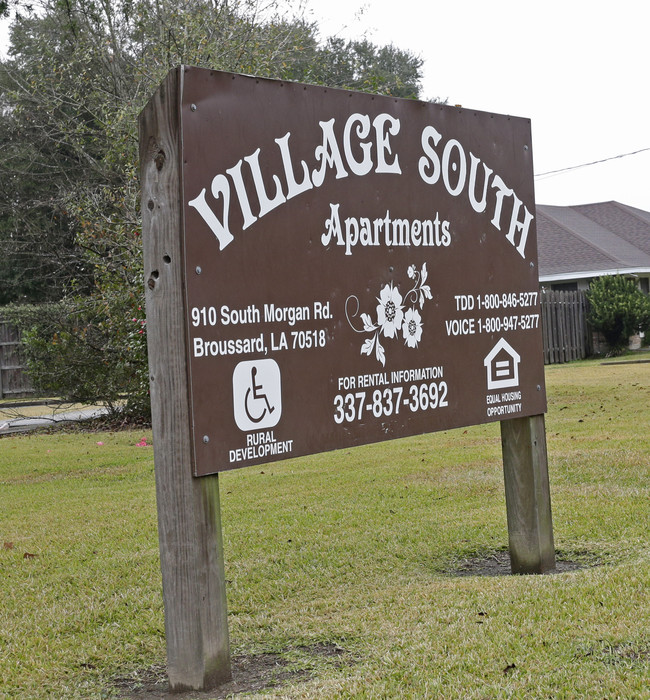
232;359;282;431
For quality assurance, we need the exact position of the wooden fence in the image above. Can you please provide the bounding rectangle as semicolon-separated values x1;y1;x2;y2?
0;319;35;399
540;290;592;364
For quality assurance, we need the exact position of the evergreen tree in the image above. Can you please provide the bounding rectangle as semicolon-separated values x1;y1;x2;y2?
0;0;425;418
587;275;650;354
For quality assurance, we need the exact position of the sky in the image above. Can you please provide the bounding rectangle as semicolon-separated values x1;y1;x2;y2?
304;0;650;212
1;0;648;212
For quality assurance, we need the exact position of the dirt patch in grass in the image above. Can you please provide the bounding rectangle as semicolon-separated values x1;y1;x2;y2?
449;550;600;577
578;639;650;666
114;643;351;699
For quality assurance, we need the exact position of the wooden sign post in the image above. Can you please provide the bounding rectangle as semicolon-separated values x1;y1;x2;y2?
139;71;232;690
501;414;555;574
139;67;555;691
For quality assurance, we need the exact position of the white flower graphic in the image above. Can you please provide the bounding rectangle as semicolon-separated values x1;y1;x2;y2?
376;283;404;339
402;307;423;348
345;263;433;366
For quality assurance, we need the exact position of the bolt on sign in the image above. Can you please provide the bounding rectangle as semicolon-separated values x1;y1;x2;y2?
179;68;546;476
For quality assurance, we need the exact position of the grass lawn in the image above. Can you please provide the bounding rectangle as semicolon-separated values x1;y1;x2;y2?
1;359;648;698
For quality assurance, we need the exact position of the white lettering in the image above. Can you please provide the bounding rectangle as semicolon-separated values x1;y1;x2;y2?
187;178;234;250
344;217;359;256
244;147;287;217
226;159;257;229
373;113;402;174
324;205;451;254
505;193;534;258
445;318;476;335
468;152;493;213
442;139;467;197
264;304;310;325
321;203;344;247
418;125;443;184
417;127;533;258
188;113;533;260
192;334;265;357
490;174;513;231
275;132;313;200
312;118;349;187
229;439;294;463
343;114;373;176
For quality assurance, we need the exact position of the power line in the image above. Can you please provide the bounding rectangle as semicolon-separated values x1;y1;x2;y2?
535;147;650;180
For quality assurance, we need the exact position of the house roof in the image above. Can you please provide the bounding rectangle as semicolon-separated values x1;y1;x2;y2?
536;201;650;282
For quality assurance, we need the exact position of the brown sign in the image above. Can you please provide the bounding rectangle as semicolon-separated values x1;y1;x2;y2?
179;68;546;476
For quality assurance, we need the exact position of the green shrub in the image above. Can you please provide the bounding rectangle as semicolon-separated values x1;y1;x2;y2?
4;299;149;419
587;275;650;354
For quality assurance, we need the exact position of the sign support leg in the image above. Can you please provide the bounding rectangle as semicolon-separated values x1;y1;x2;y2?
500;414;555;574
139;67;231;691
155;472;231;690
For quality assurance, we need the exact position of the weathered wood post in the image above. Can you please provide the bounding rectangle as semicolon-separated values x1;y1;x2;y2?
500;414;555;574
139;68;231;691
0;330;4;399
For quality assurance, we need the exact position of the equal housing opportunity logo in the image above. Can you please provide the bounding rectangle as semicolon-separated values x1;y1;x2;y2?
484;338;522;417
